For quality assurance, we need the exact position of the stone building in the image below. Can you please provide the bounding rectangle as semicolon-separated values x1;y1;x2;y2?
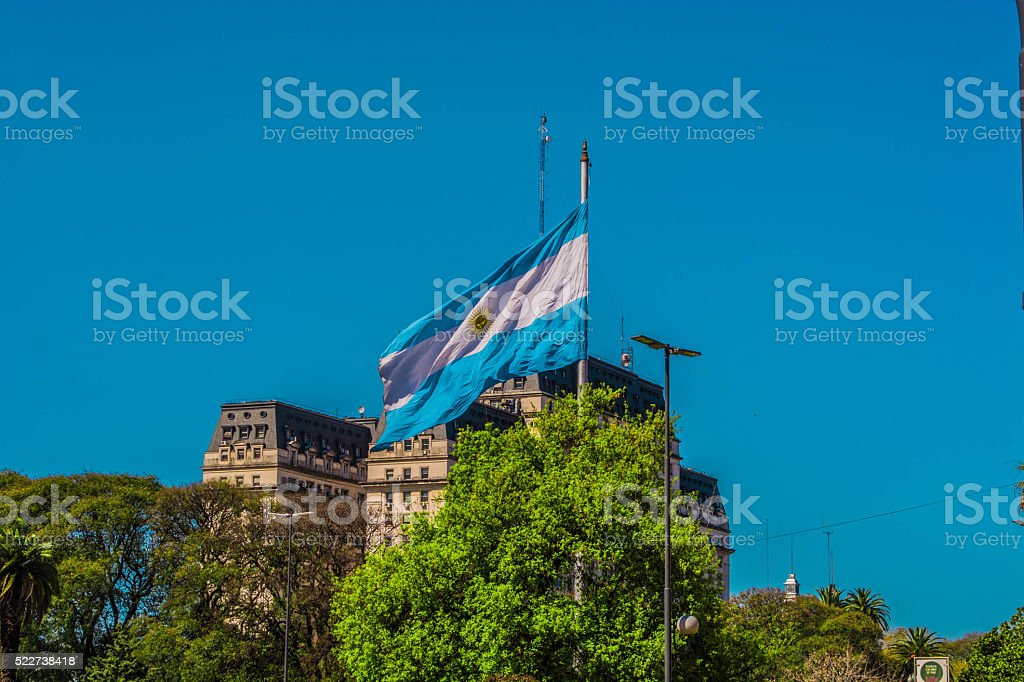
199;356;733;595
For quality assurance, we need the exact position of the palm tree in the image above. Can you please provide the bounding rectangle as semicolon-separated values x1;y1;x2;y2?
814;584;843;607
885;627;947;677
843;587;891;631
0;524;59;682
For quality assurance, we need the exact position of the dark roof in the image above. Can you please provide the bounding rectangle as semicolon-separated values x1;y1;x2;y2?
207;401;372;458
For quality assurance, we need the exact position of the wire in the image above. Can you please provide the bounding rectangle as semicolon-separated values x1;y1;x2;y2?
759;481;1020;542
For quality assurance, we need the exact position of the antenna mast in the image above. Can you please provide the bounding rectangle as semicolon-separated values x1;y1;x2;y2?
620;313;634;370
824;529;835;587
538;113;551;235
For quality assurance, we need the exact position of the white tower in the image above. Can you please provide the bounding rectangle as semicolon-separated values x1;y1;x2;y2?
783;573;800;601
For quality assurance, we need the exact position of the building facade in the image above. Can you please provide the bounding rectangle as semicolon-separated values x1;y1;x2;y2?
359;402;521;534
200;400;370;502
199;356;732;595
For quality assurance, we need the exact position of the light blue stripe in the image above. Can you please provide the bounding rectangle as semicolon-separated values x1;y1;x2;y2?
375;295;587;448
381;202;588;357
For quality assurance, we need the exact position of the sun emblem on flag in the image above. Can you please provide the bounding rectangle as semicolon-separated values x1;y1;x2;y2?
467;305;495;338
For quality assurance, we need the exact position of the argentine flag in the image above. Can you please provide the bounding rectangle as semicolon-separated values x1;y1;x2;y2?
375;202;589;449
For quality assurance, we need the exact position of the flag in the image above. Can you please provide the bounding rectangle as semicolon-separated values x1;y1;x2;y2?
375;202;588;449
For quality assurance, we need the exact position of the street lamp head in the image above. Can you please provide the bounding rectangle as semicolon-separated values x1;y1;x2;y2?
631;334;667;351
631;335;701;357
676;614;699;636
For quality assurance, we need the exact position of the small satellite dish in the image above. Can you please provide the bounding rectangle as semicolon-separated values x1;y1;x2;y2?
358;406;366;416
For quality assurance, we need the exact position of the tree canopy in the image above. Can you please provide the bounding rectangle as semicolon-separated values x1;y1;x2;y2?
332;387;727;681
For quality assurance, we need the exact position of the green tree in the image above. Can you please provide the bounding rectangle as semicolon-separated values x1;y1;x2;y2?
843;587;891;631
721;588;890;680
2;473;163;664
795;648;890;682
332;388;726;681
884;627;947;678
94;480;366;681
0;523;60;682
815;585;843;607
961;606;1024;681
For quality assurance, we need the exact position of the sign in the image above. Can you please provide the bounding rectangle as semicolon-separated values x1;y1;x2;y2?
915;657;950;682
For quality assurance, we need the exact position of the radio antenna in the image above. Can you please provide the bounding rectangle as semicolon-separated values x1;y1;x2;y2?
539;113;551;235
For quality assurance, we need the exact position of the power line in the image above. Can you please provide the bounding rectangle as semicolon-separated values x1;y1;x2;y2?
759;481;1020;542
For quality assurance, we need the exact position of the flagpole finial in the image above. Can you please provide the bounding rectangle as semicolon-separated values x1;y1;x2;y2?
580;140;589;163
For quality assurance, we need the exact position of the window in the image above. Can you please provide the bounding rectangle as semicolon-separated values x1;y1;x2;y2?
403;439;413;450
385;469;394;481
219;448;228;461
385;492;393;507
221;427;233;443
420;467;429;480
251;475;261;487
403;468;412;480
403;491;412;505
236;446;245;459
513;377;526;389
239;426;251;439
253;446;262;459
386;443;395;452
420;439;429;453
219;476;227;482
234;476;243;486
255;425;267;439
420;491;429;505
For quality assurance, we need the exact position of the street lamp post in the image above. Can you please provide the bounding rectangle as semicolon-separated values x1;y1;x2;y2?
267;509;314;682
631;334;700;682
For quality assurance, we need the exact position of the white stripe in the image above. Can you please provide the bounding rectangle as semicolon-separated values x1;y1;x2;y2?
381;233;588;410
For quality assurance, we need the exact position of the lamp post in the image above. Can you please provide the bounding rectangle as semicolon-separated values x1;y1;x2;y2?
631;334;701;682
267;509;314;682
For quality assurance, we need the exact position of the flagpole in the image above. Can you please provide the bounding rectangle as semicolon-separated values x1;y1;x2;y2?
578;141;590;398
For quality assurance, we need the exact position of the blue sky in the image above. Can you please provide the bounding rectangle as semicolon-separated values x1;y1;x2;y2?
2;0;1023;638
